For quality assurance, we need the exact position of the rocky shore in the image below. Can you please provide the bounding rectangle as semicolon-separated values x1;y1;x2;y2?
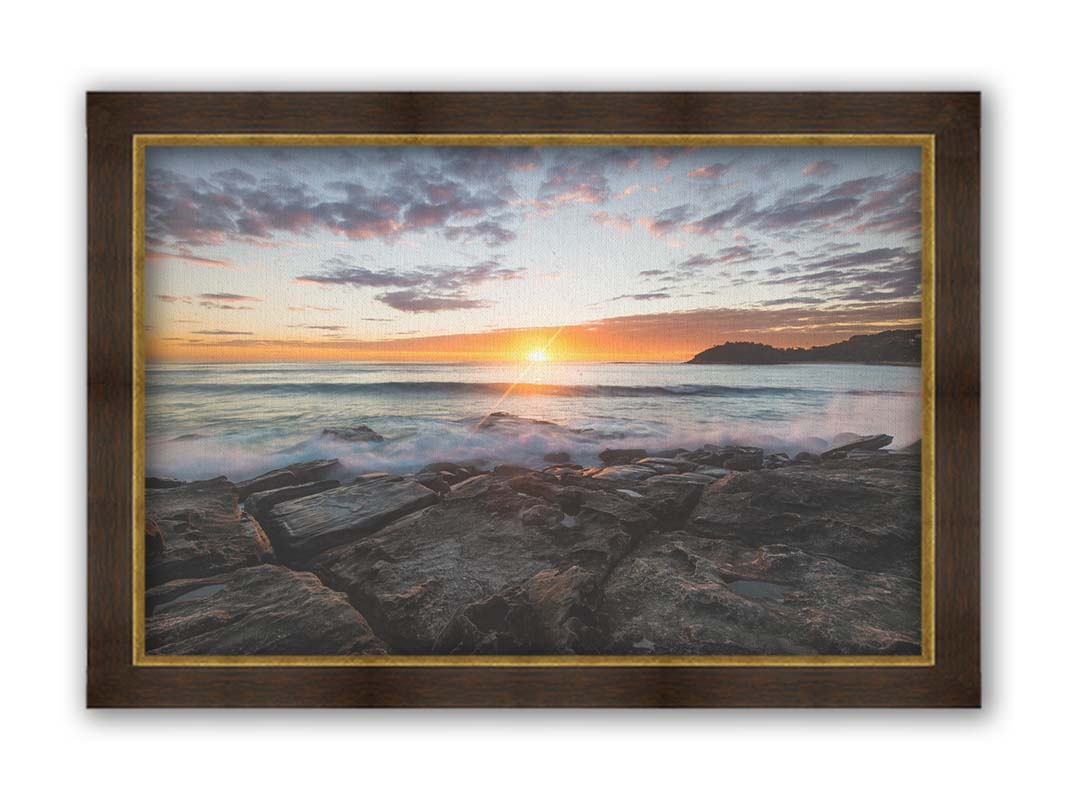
144;413;922;657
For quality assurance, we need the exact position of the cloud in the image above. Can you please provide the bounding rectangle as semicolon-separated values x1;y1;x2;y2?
295;256;524;314
212;168;256;184
297;256;521;289
856;208;921;234
831;273;921;302
144;169;244;246
752;194;861;229
321;173;505;243
687;163;730;179
584;302;921;347
851;171;922;234
760;296;826;306
679;253;715;268
375;290;490;313
190;329;254;335
820;176;884;200
152;300;922;361
797;246;918;271
145;148;535;252
146;249;238;269
536;149;641;208
713;244;774;266
761;247;921;303
198;292;261;302
193;293;262;311
653;171;922;240
539;163;610;205
655;244;776;285
685;195;757;235
608;292;672;302
590;211;633;230
802;160;838;177
443;220;517;247
295;262;424;289
814;241;861;253
435;146;542;183
147;148;924;356
639;205;691;237
198;302;256;311
776;183;821;204
288;324;347;331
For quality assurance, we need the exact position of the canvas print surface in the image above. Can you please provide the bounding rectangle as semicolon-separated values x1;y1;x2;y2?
142;143;925;658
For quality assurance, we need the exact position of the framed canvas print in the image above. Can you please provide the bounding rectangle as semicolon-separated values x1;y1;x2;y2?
87;92;980;707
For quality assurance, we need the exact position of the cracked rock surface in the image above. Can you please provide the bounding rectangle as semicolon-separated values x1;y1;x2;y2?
143;439;921;656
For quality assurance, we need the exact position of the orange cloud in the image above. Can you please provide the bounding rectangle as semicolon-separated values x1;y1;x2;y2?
146;302;921;364
687;164;730;179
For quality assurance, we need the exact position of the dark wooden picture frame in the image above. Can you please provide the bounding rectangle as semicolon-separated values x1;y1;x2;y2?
88;92;979;707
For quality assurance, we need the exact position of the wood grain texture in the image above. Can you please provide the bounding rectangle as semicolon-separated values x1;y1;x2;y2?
86;92;980;707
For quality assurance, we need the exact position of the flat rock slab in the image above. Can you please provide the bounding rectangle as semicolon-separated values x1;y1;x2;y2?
635;457;695;473
308;473;641;653
287;459;343;482
260;475;437;562
820;451;920;472
235;469;298;500
524;468;708;533
686;460;921;579
645;472;718;486
145;478;272;587
145;564;386;655
821;433;893;459
235;459;342;500
243;479;341;518
586;464;659;483
599;532;920;656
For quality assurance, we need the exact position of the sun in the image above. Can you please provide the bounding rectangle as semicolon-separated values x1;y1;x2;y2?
526;348;550;363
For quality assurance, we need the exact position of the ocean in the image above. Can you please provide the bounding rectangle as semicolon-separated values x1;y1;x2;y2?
145;360;922;482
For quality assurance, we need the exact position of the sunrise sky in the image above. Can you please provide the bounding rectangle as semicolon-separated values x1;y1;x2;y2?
144;144;922;362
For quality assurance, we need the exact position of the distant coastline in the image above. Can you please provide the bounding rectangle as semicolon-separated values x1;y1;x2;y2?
686;329;921;366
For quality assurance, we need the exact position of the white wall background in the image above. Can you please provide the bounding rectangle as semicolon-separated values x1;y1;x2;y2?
0;1;1059;796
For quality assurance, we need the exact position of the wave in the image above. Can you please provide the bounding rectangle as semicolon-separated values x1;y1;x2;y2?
147;380;914;400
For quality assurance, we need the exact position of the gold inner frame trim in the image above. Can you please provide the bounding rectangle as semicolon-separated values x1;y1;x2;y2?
132;133;935;668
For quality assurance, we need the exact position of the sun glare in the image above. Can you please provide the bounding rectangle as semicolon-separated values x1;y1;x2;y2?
526;348;550;363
